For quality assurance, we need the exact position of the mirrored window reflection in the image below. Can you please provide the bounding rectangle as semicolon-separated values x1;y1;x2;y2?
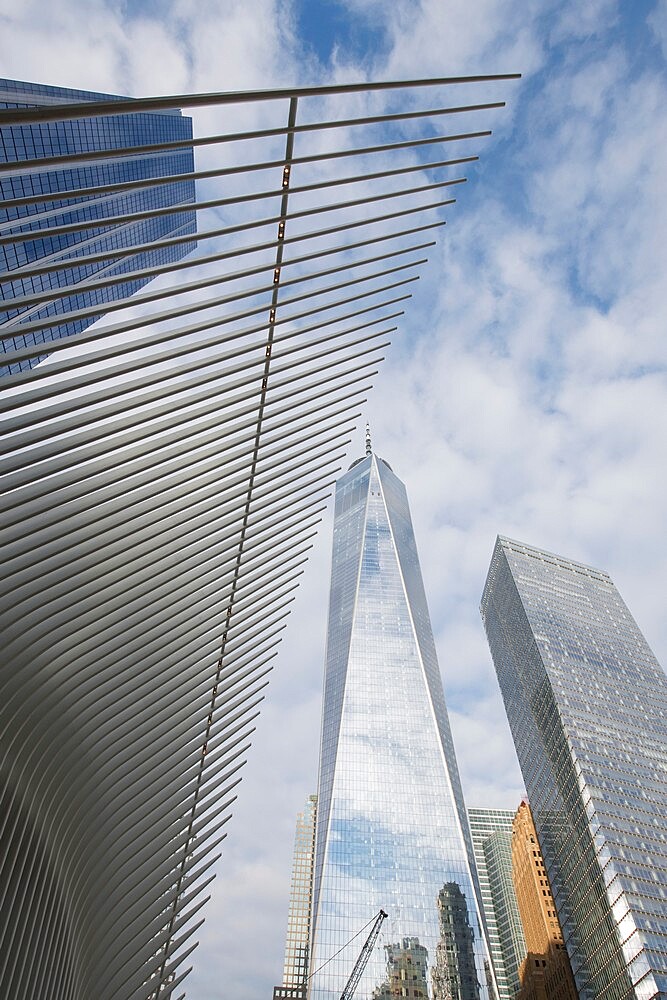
432;883;482;1000
373;937;429;999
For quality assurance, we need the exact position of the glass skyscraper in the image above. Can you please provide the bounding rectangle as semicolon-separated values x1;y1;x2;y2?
275;795;318;1000
309;443;494;1000
468;808;526;1000
481;536;667;1000
0;78;196;375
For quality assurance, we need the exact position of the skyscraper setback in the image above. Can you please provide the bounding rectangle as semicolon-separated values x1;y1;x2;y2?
0;78;196;375
481;536;667;1000
309;441;494;1000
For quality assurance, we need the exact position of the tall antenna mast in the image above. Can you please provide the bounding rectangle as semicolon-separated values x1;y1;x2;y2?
365;422;372;457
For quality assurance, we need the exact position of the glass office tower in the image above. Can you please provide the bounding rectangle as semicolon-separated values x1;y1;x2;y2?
274;795;318;1000
468;808;526;1000
0;78;196;375
481;536;667;1000
309;445;494;1000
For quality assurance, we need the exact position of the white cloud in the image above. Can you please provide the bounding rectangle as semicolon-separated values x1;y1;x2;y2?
549;0;619;44
648;0;667;56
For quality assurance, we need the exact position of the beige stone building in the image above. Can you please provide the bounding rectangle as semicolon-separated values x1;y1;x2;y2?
511;801;577;1000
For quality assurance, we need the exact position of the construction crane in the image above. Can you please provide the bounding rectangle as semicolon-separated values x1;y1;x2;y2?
339;909;388;1000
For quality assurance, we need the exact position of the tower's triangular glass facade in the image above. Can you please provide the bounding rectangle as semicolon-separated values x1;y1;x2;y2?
309;452;494;1000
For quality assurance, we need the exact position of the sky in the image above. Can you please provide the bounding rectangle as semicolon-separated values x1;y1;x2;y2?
2;0;666;998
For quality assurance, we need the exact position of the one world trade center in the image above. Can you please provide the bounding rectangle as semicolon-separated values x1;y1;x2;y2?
308;434;495;1000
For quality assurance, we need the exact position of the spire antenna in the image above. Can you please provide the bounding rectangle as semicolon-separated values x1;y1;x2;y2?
365;422;372;457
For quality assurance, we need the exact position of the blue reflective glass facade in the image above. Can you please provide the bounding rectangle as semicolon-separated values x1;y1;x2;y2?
309;453;494;1000
481;536;667;1000
0;78;196;375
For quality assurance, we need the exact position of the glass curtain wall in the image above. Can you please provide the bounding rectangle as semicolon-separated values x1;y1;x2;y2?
309;452;494;1000
481;536;667;1000
0;78;195;374
468;808;526;1000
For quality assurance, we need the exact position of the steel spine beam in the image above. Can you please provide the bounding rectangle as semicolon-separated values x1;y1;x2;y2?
1;402;359;545
1;177;459;242
1;351;388;495
0;131;485;217
0;74;519;999
2;221;442;309
0;326;391;458
1;272;414;370
2;197;451;282
0;258;421;364
0;239;430;333
0;74;520;125
0;171;465;234
0;102;503;173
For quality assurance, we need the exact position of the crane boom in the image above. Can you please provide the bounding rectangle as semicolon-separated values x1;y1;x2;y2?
339;909;387;1000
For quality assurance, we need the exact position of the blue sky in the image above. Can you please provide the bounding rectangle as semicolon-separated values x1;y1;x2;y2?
2;0;665;998
295;0;393;65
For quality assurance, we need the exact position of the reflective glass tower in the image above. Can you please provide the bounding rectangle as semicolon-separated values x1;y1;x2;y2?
275;795;318;1000
468;808;526;1000
481;536;667;1000
309;442;494;1000
0;78;196;375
